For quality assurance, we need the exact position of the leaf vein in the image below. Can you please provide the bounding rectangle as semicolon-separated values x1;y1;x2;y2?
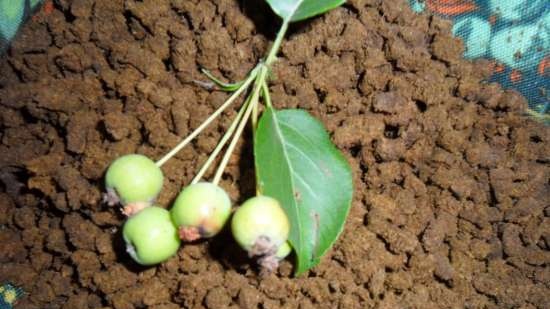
283;141;325;178
278;119;317;147
292;172;322;202
270;109;305;256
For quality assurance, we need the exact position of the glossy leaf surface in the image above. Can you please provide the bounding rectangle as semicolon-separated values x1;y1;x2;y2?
265;0;346;22
255;107;353;275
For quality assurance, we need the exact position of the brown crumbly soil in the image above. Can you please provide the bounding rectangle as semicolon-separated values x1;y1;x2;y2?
0;0;549;308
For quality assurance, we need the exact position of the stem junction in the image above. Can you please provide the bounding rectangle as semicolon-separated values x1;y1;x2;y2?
156;19;290;185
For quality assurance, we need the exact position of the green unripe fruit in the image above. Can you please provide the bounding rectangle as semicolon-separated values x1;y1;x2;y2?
171;182;231;241
231;195;290;256
105;154;163;215
122;206;180;265
275;241;292;260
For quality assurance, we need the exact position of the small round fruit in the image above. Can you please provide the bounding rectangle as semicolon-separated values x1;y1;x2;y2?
123;206;180;265
104;154;163;215
231;195;290;257
171;182;231;242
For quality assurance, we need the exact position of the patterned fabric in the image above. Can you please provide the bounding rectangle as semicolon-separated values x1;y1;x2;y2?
0;283;24;309
410;0;549;123
0;0;43;53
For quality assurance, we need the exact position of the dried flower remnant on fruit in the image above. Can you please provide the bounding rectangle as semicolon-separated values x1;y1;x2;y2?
104;154;164;216
258;241;292;272
231;196;290;271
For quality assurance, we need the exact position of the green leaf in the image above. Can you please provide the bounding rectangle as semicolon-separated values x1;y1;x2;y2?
254;107;353;275
201;68;246;92
265;0;346;22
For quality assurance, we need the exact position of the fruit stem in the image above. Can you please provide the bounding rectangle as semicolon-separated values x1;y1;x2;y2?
201;68;246;91
186;19;289;183
261;80;273;108
191;95;252;184
155;68;259;167
212;66;268;185
251;97;258;136
265;19;290;67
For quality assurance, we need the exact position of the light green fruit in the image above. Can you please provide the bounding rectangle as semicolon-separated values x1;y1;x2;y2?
275;241;292;260
231;196;290;255
122;206;180;265
171;182;231;241
105;154;163;205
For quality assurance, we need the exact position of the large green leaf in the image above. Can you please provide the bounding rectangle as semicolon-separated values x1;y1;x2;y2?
254;108;353;275
265;0;346;22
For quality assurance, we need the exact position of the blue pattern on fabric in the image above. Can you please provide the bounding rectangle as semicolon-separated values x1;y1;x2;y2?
0;0;43;53
0;283;25;309
410;0;549;123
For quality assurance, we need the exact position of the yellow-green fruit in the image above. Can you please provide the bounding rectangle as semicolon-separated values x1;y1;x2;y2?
171;182;231;241
231;196;290;255
275;241;292;259
105;154;163;205
122;206;180;265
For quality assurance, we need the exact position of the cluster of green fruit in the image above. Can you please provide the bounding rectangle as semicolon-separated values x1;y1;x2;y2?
98;1;353;276
104;154;291;271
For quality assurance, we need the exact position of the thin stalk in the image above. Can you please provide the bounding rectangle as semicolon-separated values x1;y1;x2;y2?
261;80;273;108
155;71;257;167
252;99;258;131
191;96;252;184
265;19;290;67
212;97;257;185
201;68;246;91
251;98;259;140
213;67;267;185
174;19;289;182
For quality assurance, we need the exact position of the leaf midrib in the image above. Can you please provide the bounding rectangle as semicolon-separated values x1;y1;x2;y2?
287;0;306;21
269;109;305;261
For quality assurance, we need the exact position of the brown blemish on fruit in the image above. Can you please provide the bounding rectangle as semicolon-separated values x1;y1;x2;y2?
121;201;150;217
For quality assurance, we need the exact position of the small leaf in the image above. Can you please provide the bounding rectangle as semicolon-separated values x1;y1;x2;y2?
265;0;345;22
201;68;246;92
254;107;353;275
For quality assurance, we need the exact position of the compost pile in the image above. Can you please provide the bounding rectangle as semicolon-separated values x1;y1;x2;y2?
0;0;549;308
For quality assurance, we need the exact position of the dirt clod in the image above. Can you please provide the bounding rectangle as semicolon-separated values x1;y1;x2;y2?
0;0;549;308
